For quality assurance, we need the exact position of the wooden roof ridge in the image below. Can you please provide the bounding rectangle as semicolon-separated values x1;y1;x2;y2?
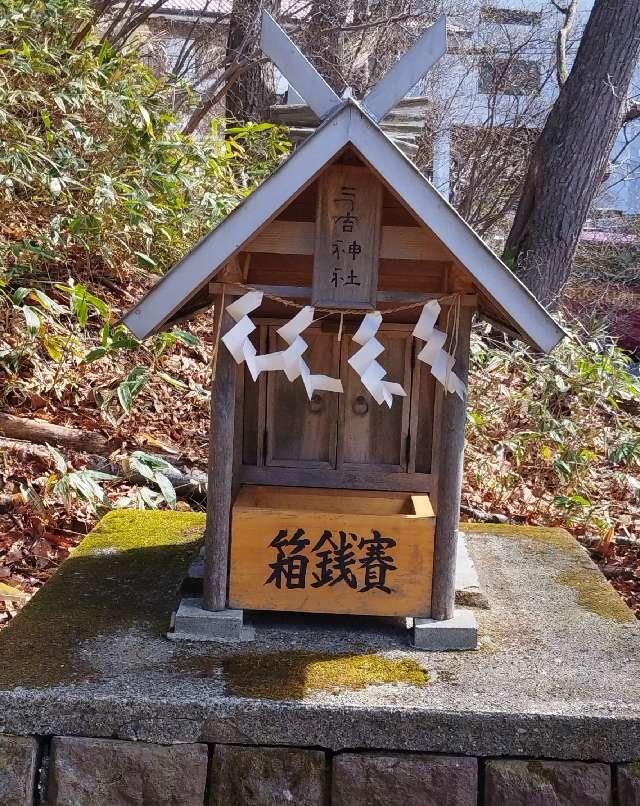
269;98;428;158
122;99;566;353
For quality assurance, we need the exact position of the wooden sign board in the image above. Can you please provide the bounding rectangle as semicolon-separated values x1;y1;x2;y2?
228;486;435;617
312;165;383;309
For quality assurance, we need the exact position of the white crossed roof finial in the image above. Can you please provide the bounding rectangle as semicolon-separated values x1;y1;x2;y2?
260;11;447;123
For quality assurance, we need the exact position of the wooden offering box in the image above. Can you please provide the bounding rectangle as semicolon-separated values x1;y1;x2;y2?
229;486;435;618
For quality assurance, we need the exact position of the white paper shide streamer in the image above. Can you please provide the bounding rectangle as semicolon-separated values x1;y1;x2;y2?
348;311;407;408
255;306;343;400
221;290;263;381
222;292;464;405
412;300;465;399
222;293;342;400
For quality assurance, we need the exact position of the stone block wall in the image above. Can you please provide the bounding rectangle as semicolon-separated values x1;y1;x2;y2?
2;735;640;805
0;735;39;806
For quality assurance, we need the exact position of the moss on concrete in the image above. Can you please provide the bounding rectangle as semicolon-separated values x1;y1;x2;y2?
0;510;205;689
462;522;635;623
461;522;576;552
177;650;429;700
81;510;204;554
555;568;635;624
225;651;430;699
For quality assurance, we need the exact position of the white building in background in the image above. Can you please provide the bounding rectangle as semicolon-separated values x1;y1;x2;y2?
418;0;640;215
143;0;640;216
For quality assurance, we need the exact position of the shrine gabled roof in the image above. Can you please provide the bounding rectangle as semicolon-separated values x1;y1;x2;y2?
123;100;565;353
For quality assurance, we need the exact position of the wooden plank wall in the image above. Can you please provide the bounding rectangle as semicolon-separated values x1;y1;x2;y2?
228;155;475;497
238;322;441;494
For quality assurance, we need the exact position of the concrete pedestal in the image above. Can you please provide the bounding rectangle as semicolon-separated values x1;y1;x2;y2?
181;533;486;647
413;609;478;650
2;512;639;768
168;598;255;642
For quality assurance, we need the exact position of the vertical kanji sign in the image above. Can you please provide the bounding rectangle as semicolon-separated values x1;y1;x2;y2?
312;165;383;309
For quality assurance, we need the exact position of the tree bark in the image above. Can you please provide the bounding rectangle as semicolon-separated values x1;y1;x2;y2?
299;0;348;93
224;0;278;122
504;0;640;308
203;301;237;611
0;413;180;461
0;413;112;455
430;305;474;621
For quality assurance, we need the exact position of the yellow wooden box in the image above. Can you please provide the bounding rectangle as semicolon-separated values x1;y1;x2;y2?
228;486;435;618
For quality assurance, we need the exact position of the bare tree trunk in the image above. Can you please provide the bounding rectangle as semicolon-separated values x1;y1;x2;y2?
225;0;278;122
299;0;348;93
504;0;640;308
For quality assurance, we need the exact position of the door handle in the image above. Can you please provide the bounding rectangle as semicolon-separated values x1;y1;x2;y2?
309;393;324;413
352;395;369;415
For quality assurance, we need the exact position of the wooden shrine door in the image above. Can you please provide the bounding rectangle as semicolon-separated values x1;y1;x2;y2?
265;328;340;468
339;331;412;472
264;328;417;474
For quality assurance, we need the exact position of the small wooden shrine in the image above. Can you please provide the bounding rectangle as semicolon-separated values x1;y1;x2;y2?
123;13;565;648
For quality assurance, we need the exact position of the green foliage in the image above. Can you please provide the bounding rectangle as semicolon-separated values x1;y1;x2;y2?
122;451;180;509
39;443;180;514
0;0;289;281
609;436;640;467
153;328;199;357
116;366;149;413
0;0;289;413
466;320;640;539
83;323;140;363
44;443;118;513
52;469;117;512
55;280;109;327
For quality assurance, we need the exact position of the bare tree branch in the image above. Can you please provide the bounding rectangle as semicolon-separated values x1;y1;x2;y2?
71;0;112;48
114;0;171;46
554;0;579;87
182;56;269;134
323;11;417;34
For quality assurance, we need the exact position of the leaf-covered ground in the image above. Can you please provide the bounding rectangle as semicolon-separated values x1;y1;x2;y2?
465;324;640;618
0;278;212;627
0;0;288;626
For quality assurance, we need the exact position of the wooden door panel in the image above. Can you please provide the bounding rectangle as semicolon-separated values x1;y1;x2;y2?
340;331;412;470
266;328;339;468
242;326;267;467
410;356;437;475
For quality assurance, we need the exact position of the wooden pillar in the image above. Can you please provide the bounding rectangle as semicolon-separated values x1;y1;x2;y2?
203;294;236;611
430;304;474;621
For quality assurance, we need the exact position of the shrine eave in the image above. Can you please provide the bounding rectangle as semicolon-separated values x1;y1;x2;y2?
122;100;566;354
